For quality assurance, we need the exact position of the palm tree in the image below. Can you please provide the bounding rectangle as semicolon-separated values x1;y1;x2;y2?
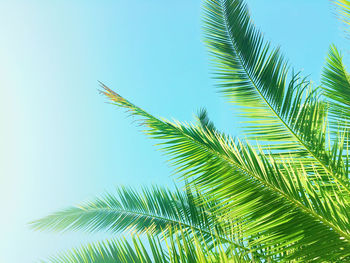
32;0;350;262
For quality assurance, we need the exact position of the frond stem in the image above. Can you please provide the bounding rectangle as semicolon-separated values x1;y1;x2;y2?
62;207;261;257
219;0;350;196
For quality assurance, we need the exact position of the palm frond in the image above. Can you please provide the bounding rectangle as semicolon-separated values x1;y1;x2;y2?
202;0;350;194
30;185;254;256
333;0;350;38
34;1;350;262
322;45;350;131
39;232;253;263
31;186;222;242
39;236;157;263
100;85;350;262
321;45;350;184
196;108;217;133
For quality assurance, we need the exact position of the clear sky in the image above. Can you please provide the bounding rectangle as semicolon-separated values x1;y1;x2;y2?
0;0;348;262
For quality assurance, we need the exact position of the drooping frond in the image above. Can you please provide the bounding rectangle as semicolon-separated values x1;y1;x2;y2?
333;0;350;38
202;0;323;150
202;0;350;191
30;186;219;242
322;45;350;132
101;85;350;262
196;108;217;133
39;237;159;263
30;185;252;256
39;232;252;263
321;45;350;182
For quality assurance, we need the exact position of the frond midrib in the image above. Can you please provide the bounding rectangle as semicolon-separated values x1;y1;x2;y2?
172;121;350;242
217;0;350;196
72;206;280;260
101;85;350;256
49;206;253;254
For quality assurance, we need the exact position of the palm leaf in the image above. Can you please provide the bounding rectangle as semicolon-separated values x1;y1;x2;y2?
321;45;350;131
196;108;217;133
203;0;350;194
30;185;256;257
101;85;350;262
333;0;350;38
39;236;158;263
39;232;253;263
34;1;350;262
321;45;350;183
31;186;224;242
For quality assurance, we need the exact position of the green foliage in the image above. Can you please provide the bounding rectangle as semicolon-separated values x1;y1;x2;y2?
31;186;244;250
39;232;251;263
322;45;350;133
333;0;350;38
32;0;350;262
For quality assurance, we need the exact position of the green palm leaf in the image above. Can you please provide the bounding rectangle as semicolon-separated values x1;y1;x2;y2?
31;185;259;258
203;0;350;194
39;232;252;263
101;85;350;262
31;186;229;244
33;1;350;262
321;45;350;183
322;45;350;132
196;108;217;133
40;237;158;263
333;0;350;38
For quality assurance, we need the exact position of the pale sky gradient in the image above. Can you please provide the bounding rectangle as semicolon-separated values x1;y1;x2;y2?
0;0;348;262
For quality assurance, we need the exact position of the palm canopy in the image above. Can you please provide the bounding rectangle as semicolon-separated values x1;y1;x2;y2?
32;0;350;262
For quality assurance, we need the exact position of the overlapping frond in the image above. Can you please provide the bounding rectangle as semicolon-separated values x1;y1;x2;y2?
202;0;350;202
203;0;323;151
196;108;217;133
101;85;350;262
39;232;252;263
333;0;350;38
34;1;350;262
32;184;264;260
31;186;239;247
321;45;350;183
40;237;158;263
322;45;350;131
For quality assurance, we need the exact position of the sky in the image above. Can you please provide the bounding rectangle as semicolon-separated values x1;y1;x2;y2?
0;0;348;262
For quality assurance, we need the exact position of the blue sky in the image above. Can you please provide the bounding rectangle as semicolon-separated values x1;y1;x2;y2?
0;0;348;262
